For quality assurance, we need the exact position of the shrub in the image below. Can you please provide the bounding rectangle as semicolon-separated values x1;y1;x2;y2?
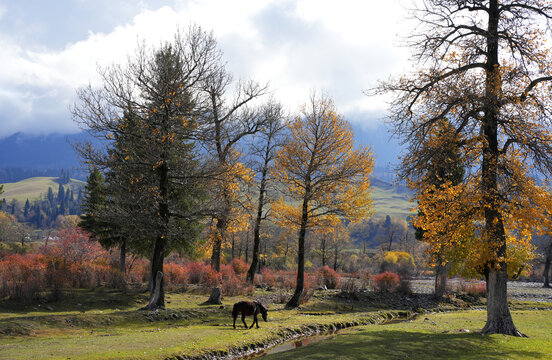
261;268;277;287
372;271;400;293
316;266;341;289
186;261;212;284
231;258;249;275
380;251;416;278
457;280;486;298
164;263;187;289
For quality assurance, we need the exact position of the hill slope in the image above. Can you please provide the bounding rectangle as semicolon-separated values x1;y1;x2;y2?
1;177;85;203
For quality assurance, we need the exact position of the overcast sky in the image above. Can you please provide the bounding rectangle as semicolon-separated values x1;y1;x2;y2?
0;0;413;138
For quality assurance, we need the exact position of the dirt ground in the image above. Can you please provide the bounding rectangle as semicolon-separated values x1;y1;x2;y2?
410;278;552;303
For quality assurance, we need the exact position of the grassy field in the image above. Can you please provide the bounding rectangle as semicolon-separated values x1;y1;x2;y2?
0;289;550;360
264;310;552;359
370;184;412;219
1;177;85;202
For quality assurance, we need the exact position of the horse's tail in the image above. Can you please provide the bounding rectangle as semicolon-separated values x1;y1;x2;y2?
232;303;239;317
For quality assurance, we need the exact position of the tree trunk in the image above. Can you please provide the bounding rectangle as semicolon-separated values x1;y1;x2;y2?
286;187;310;308
247;165;268;284
479;0;521;336
144;162;169;310
543;252;551;288
482;266;524;336
119;238;126;274
434;261;448;299
321;238;326;267
333;245;338;271
144;236;166;309
211;202;230;272
245;232;249;263
231;234;235;259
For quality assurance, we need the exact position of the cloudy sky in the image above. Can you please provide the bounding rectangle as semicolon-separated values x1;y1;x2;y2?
0;0;412;139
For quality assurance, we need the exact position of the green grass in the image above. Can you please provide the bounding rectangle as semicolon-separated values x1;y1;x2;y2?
370;184;413;219
0;289;550;360
1;177;85;203
0;289;406;360
264;310;552;360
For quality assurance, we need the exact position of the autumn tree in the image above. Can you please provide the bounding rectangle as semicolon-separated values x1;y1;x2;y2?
373;0;552;335
73;27;217;309
246;101;286;283
413;120;466;298
197;65;268;272
273;94;374;307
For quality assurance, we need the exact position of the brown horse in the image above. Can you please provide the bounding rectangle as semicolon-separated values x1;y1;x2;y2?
232;300;268;329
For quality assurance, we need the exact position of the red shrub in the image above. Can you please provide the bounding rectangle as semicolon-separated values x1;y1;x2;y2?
186;261;212;284
164;263;187;289
457;280;486;297
261;268;277;287
231;258;249;275
316;266;341;289
372;271;400;293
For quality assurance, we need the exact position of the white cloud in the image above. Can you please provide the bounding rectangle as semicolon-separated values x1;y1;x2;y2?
0;0;411;137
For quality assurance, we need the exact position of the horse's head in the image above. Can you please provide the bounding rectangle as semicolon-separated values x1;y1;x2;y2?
256;301;268;322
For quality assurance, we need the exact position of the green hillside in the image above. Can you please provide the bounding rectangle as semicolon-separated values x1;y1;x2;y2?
1;177;85;203
1;176;412;219
370;179;413;219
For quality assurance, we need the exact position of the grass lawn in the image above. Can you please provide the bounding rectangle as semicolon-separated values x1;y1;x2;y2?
0;289;395;360
263;310;552;360
0;289;550;360
1;177;84;203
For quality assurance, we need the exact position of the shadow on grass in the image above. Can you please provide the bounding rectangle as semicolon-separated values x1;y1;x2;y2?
264;329;544;359
0;288;147;314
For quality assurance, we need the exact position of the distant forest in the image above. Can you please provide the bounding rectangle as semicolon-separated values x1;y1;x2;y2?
0;167;86;183
1;174;83;229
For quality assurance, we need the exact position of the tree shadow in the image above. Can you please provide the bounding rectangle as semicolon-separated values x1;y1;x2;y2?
264;329;544;359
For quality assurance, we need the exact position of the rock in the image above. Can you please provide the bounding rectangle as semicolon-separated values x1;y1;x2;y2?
317;285;328;291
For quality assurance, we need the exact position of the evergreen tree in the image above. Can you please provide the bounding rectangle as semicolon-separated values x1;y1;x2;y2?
23;199;30;218
47;187;55;205
57;183;65;204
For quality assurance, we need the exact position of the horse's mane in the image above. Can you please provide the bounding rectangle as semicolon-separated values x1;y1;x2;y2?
254;300;267;313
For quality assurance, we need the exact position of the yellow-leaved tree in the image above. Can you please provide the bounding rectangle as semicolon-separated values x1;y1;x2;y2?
372;0;552;336
273;94;374;308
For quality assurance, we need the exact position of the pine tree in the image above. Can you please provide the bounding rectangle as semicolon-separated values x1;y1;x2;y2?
23;199;30;218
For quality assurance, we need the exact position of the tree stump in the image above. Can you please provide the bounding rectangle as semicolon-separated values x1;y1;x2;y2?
206;287;222;304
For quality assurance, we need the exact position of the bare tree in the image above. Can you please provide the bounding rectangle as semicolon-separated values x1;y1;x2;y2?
197;66;269;272
246;100;286;284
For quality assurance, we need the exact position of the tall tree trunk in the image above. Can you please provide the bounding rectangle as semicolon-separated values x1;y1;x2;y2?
119;238;126;273
481;1;521;335
211;200;230;272
245;233;249;263
231;234;235;259
434;259;448;299
247;162;268;284
321;238;326;267
333;245;338;271
543;250;551;288
286;184;310;308
144;162;169;310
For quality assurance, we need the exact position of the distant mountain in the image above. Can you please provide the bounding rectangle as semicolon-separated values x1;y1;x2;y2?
0;123;403;183
0;132;92;182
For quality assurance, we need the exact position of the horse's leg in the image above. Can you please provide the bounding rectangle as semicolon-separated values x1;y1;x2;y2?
233;314;237;329
256;314;260;328
242;314;248;329
250;314;257;329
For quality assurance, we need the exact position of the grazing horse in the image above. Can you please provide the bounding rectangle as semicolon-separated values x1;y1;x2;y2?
232;300;268;329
